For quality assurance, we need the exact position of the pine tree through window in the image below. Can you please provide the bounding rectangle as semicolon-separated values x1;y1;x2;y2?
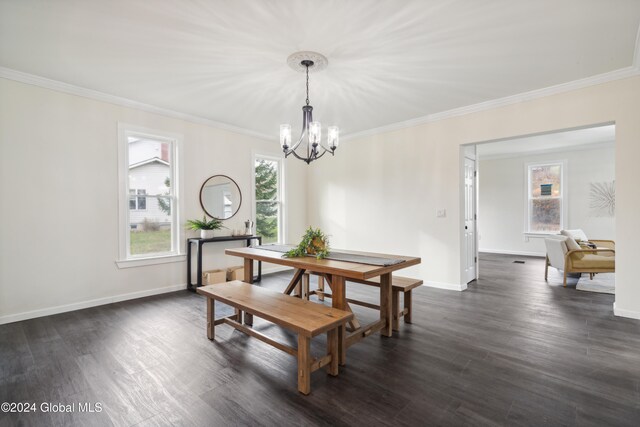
254;157;282;244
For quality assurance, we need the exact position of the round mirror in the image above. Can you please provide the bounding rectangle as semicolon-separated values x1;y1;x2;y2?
199;175;242;220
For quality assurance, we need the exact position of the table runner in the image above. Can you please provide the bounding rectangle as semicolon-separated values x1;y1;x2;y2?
255;244;405;267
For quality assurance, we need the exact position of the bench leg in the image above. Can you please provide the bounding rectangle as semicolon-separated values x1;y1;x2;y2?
327;328;339;376
318;276;325;302
404;290;412;324
380;273;393;337
243;258;254;326
207;297;215;340
297;335;311;395
392;290;400;331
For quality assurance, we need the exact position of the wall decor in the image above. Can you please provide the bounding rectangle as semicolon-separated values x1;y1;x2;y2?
589;180;615;217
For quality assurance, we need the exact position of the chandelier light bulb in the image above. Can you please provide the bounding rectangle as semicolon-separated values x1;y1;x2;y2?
328;126;339;149
309;121;321;146
280;124;291;149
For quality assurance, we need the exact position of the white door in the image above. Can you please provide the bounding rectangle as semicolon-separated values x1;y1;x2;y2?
464;157;477;283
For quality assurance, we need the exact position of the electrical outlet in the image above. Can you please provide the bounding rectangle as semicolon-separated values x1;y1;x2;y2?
436;209;446;218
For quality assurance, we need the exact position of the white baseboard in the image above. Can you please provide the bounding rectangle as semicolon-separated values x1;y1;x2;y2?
424;281;467;291
0;283;187;325
613;302;640;320
479;249;545;257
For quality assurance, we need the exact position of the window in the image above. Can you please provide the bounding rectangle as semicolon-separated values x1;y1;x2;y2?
118;124;183;266
526;162;565;233
254;155;284;244
129;189;147;210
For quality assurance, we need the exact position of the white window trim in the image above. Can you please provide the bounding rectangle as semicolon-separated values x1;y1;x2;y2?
116;123;185;268
523;160;568;235
251;152;286;244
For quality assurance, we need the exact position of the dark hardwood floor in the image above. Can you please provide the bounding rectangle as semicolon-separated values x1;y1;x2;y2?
2;253;639;426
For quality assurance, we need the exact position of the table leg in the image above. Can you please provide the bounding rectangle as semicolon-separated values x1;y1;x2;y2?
187;240;192;290
380;272;392;337
243;258;254;326
329;274;347;366
196;242;203;288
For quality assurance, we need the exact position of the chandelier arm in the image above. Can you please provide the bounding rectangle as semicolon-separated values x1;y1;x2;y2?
313;150;328;160
287;127;307;154
289;148;312;163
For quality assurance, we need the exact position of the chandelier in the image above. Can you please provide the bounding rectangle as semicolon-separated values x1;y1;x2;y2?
280;51;338;164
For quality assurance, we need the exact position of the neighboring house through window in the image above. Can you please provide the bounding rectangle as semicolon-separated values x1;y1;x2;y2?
118;124;183;266
254;154;284;244
526;161;566;233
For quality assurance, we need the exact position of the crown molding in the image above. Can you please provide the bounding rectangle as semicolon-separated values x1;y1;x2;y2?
343;65;640;143
0;66;273;142
478;140;615;161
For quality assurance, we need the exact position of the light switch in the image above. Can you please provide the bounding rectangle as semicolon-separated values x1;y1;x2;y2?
436;209;446;218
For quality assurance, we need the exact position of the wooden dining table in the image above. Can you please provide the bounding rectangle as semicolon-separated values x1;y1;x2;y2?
225;246;421;364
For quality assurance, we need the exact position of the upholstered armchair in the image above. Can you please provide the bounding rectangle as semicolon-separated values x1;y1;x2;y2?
544;234;615;287
560;229;615;250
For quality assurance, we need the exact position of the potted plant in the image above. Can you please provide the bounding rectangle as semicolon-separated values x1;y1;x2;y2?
186;216;225;239
284;227;330;259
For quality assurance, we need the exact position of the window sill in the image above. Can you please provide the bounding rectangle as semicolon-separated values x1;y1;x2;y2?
523;232;559;238
116;254;186;269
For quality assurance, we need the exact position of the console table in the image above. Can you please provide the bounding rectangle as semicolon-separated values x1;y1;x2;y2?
187;235;262;291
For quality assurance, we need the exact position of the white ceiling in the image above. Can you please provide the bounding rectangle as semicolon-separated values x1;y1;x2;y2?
476;124;615;158
1;1;639;139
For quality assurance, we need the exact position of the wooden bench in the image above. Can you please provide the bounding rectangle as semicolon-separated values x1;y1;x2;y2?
197;280;353;395
301;272;423;331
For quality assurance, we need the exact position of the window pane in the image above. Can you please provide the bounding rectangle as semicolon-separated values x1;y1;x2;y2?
129;191;136;209
255;159;278;201
256;201;279;244
530;164;561;197
530;199;561;232
128;137;172;196
129;197;172;255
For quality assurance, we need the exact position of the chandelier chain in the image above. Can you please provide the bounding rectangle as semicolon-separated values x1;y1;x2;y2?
305;65;310;106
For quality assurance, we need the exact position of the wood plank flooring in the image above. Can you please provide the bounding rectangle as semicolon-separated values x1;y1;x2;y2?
1;253;640;426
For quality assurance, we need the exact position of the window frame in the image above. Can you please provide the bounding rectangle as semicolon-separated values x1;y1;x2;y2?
252;152;285;244
524;160;568;235
117;123;185;268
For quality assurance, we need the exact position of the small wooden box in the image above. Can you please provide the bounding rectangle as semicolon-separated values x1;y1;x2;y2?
226;266;244;281
203;269;226;285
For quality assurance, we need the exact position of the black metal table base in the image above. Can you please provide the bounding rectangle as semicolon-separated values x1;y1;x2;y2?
187;235;262;292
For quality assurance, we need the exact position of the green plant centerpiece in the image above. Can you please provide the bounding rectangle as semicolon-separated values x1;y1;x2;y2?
284;227;330;259
186;216;225;238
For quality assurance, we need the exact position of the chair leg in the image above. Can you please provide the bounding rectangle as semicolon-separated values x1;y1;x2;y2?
563;269;568;287
544;256;549;281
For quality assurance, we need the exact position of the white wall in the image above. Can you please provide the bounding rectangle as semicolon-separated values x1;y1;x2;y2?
478;145;615;256
308;75;640;318
0;78;307;323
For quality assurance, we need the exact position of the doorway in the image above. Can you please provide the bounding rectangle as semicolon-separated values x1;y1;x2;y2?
461;123;616;292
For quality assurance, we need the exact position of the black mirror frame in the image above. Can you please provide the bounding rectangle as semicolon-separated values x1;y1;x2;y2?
199;174;242;220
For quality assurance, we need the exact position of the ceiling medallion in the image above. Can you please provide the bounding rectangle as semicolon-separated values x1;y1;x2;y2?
280;51;338;164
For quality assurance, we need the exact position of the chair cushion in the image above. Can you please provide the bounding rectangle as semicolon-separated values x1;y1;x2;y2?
570;254;615;270
564;236;584;259
561;229;588;242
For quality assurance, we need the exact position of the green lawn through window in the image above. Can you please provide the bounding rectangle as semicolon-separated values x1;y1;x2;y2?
130;230;171;255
